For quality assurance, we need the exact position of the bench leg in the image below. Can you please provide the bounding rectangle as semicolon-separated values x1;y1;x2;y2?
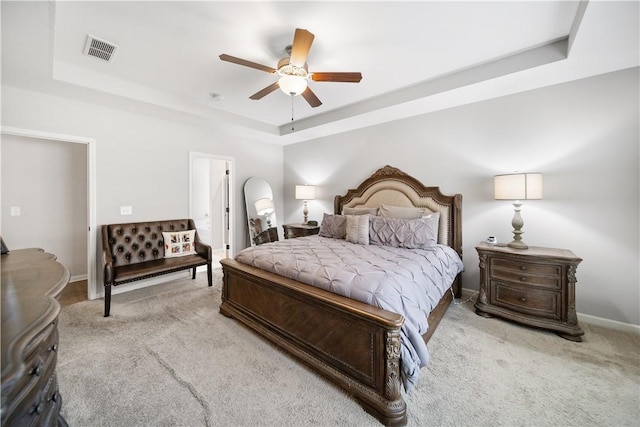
104;284;112;317
192;267;196;279
207;264;212;287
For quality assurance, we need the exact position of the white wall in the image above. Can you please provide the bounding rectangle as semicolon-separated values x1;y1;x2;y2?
191;156;211;227
283;67;640;326
1;85;284;297
210;159;227;250
1;134;87;278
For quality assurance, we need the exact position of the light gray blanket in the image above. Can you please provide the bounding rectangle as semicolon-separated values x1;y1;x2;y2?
235;235;464;390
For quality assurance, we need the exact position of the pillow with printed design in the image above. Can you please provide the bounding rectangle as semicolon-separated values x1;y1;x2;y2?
163;230;197;258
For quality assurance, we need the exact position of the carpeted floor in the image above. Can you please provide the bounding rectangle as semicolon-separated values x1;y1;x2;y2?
57;270;639;426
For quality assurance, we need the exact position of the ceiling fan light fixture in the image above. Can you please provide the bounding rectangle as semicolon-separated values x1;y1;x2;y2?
219;28;360;107
278;74;308;96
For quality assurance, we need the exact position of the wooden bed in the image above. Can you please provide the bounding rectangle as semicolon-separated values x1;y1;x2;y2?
220;165;462;426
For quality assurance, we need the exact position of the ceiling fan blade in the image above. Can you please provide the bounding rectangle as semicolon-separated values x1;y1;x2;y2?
311;72;362;83
219;54;276;74
301;87;322;108
249;82;280;100
289;28;315;68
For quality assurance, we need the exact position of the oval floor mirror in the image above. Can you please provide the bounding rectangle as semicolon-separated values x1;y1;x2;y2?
244;177;278;245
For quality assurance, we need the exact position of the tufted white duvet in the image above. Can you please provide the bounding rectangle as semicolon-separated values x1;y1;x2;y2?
235;235;464;391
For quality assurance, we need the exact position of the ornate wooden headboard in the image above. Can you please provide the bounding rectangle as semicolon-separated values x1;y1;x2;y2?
334;165;463;258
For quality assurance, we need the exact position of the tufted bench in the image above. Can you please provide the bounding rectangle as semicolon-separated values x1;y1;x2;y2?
102;219;212;317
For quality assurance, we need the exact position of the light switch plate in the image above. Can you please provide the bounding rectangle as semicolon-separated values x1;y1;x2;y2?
120;206;133;215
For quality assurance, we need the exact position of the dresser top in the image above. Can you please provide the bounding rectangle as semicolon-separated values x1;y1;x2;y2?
476;242;581;262
1;249;69;380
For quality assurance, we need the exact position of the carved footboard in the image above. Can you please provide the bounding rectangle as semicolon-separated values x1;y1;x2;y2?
220;258;408;426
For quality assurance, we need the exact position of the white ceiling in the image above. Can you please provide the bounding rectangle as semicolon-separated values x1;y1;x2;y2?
2;1;638;145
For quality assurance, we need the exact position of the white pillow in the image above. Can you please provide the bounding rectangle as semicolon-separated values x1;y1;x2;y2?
343;207;378;216
163;230;197;258
379;204;426;219
346;214;369;245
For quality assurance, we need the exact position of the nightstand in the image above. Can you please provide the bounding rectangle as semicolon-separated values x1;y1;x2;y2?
282;223;320;239
475;242;584;341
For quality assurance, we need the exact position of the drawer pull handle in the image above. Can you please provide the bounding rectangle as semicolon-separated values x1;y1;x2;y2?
520;297;527;303
30;364;42;377
32;403;44;415
520;277;526;282
520;266;526;271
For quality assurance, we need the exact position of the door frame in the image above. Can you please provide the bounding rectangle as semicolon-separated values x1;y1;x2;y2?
1;126;97;299
188;151;235;259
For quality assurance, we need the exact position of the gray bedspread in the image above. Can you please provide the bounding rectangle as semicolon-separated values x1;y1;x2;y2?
234;235;464;390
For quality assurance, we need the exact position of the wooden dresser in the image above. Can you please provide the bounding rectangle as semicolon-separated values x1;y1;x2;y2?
1;248;70;426
282;223;320;239
475;242;584;341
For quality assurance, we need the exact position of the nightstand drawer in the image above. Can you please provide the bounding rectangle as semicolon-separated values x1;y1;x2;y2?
490;267;560;289
491;281;561;320
491;258;561;276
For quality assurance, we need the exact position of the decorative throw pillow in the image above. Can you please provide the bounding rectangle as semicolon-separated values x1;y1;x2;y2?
343;207;378;216
369;215;439;249
379;204;426;219
346;214;370;245
163;230;197;258
319;213;347;239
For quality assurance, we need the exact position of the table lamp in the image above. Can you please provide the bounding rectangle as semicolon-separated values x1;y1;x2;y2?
295;185;316;224
255;198;274;228
494;173;542;249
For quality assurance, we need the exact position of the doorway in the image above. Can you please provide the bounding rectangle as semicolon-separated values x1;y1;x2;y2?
1;126;97;299
189;152;233;265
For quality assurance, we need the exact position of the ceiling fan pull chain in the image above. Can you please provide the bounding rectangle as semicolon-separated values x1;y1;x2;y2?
291;95;295;131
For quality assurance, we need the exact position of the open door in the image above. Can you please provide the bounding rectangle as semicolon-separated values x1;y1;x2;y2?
189;152;234;265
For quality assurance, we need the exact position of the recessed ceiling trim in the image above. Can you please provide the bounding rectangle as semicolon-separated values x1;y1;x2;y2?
83;35;118;62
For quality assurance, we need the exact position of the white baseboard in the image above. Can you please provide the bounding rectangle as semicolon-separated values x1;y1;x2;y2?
70;274;88;283
461;287;639;335
578;313;640;335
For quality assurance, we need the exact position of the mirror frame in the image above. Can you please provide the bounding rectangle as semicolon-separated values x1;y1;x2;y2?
244;177;278;245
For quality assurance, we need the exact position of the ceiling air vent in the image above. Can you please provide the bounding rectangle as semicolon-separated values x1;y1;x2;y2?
83;35;118;62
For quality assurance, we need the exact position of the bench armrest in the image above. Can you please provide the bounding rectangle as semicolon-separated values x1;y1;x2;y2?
194;240;212;262
187;219;212;262
102;225;114;285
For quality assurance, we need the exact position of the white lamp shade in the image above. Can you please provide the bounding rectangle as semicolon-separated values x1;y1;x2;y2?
279;75;308;96
295;185;316;200
254;198;274;216
494;173;543;200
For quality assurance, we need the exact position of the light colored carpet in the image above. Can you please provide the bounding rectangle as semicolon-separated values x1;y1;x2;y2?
57;270;639;426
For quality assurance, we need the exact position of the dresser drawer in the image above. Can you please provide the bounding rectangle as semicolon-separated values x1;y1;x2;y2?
490;259;561;289
24;320;57;358
4;324;60;423
490;281;561;320
4;359;59;427
7;383;60;427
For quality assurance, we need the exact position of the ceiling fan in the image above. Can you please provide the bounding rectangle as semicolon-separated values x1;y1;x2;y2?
219;28;362;108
